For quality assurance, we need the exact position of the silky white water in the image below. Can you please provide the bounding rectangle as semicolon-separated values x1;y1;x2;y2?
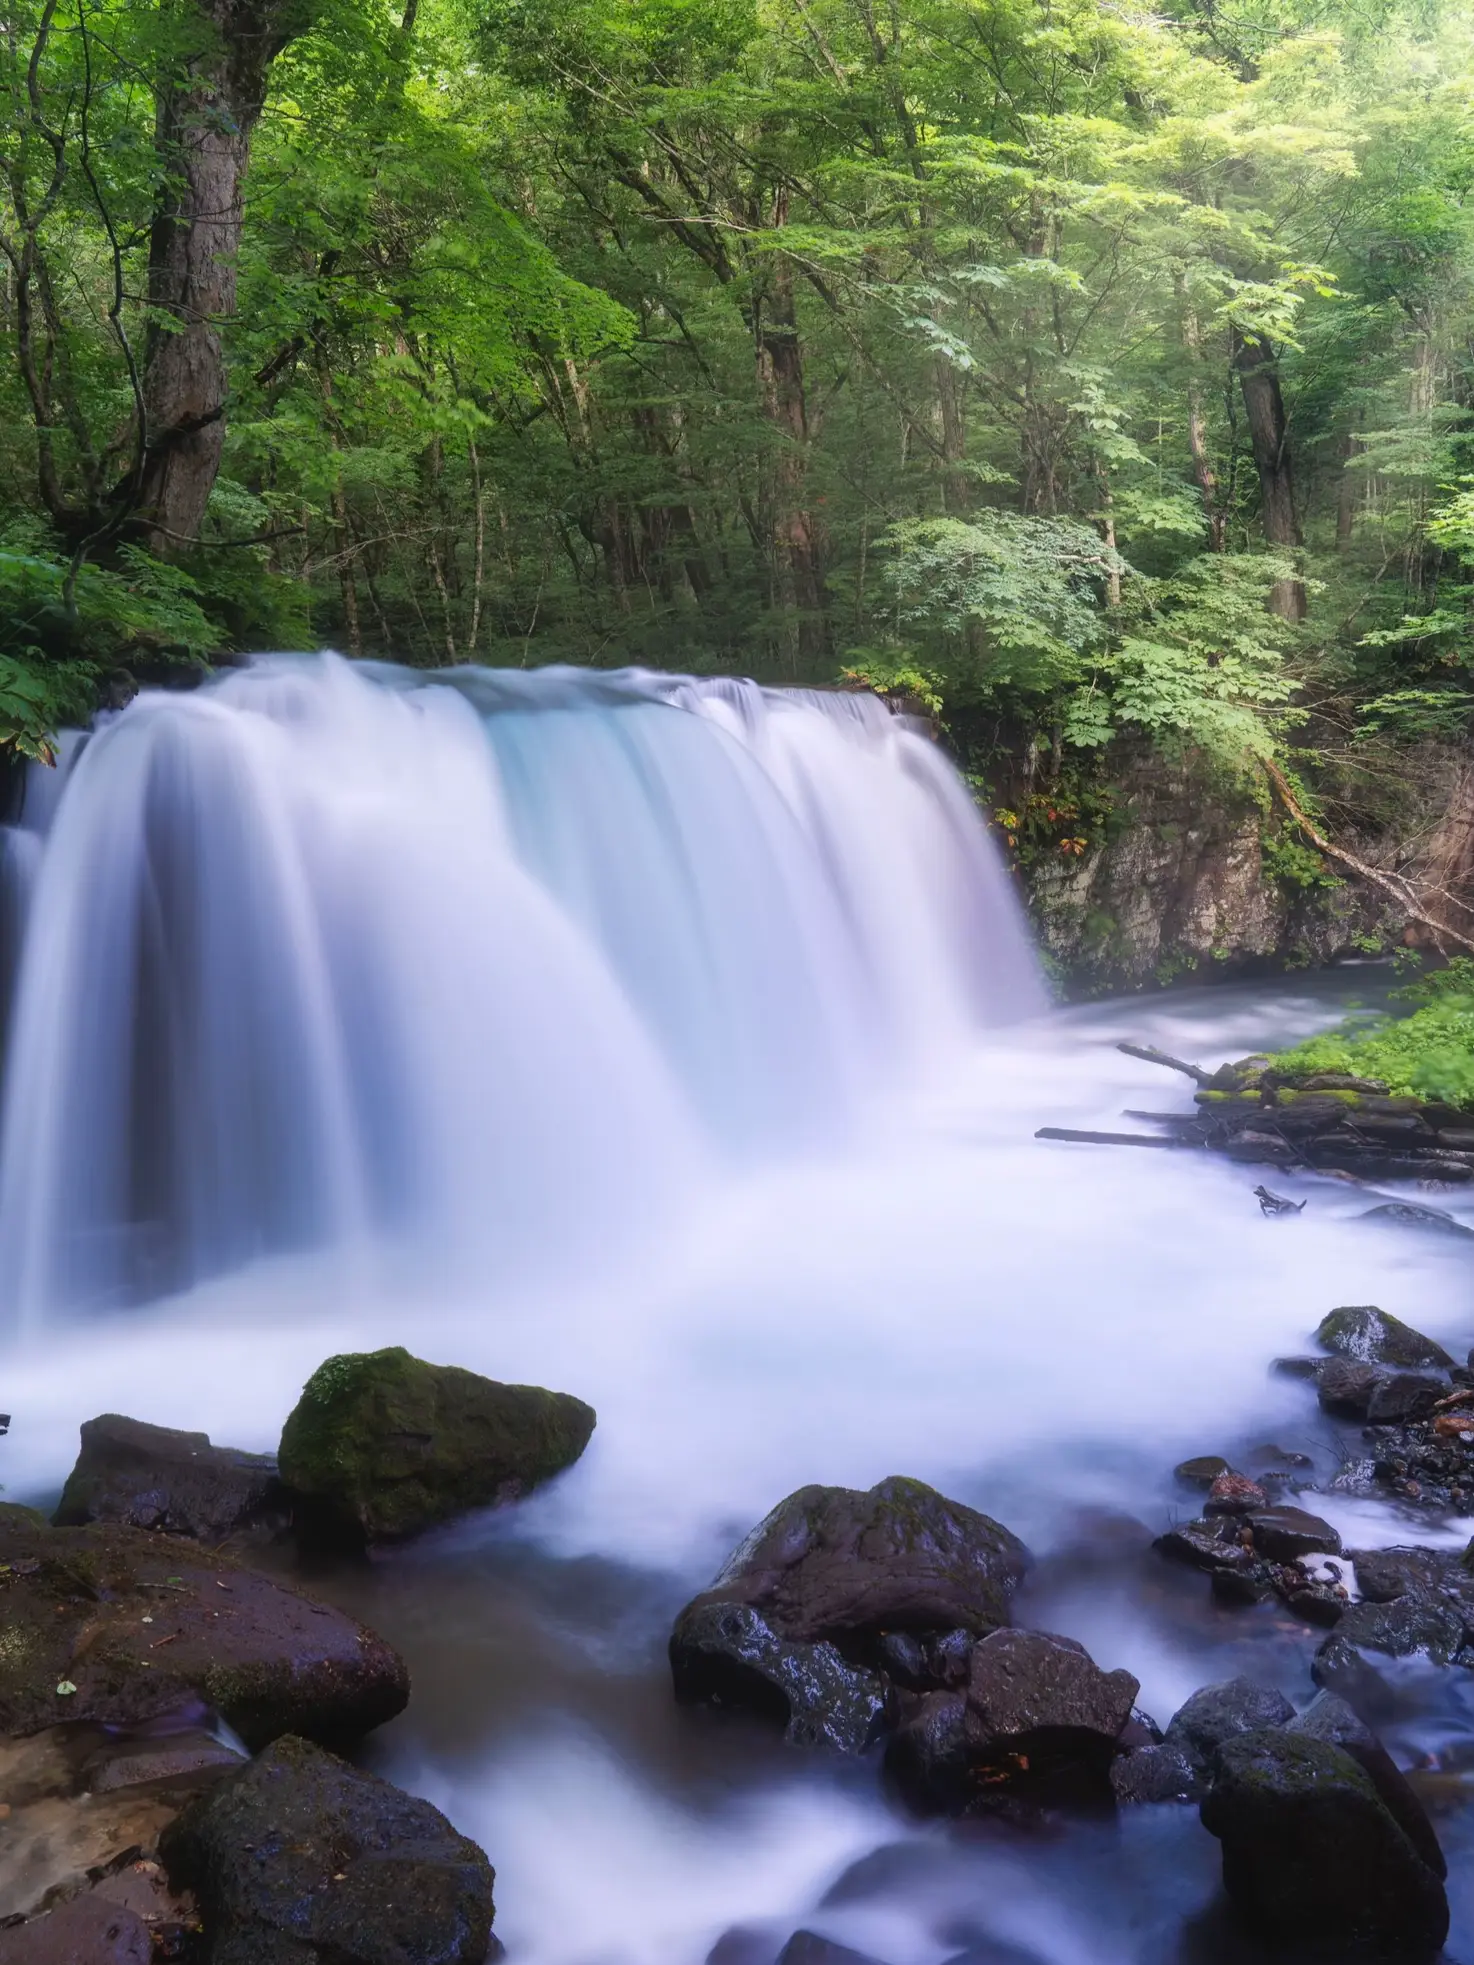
1;657;1473;1965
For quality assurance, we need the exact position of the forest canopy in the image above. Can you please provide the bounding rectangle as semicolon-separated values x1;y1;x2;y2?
3;0;1474;861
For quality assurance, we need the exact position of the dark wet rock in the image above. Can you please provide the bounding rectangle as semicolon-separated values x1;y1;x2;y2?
1365;1373;1447;1424
1250;1444;1314;1472
1119;1705;1163;1748
160;1734;494;1965
1155;1517;1257;1575
52;1414;286;1545
777;1934;887;1965
0;1896;152;1964
1245;1506;1340;1562
1358;1201;1474;1238
1316;1305;1454;1371
676;1478;1028;1649
669;1602;887;1753
876;1628;972;1692
1200;1730;1448;1959
937;1946;1049;1965
1317;1594;1467;1671
278;1347;595;1546
1174;1456;1231;1489
706;1928;783;1965
964;1628;1137;1771
1316;1358;1385;1418
0;1516;407;1750
1349;1547;1451;1603
1108;1741;1198;1804
883;1690;971;1812
1271;1356;1322;1381
1288;1691;1446;1881
1209;1563;1278;1608
1204;1473;1266;1516
1273;1555;1353;1627
1163;1679;1295;1772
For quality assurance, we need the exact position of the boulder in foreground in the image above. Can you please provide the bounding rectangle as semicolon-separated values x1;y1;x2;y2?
161;1734;494;1965
1200;1729;1448;1958
0;1517;406;1750
278;1346;596;1544
52;1413;285;1544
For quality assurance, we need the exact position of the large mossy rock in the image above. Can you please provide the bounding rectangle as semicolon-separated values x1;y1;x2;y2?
1200;1730;1448;1958
277;1347;596;1545
1314;1306;1453;1371
0;1517;406;1750
52;1413;285;1544
682;1476;1028;1646
160;1734;494;1965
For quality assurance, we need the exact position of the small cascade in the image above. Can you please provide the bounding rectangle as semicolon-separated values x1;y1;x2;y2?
0;655;1042;1326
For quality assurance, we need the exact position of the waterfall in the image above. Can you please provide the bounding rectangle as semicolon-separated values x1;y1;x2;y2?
0;655;1043;1326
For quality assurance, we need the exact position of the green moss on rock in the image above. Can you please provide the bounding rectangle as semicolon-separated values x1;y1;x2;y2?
278;1346;596;1545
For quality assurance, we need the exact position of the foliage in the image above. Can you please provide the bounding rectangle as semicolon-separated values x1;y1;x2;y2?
1268;993;1474;1110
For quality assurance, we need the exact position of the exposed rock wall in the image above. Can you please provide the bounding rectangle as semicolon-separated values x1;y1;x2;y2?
1023;742;1473;994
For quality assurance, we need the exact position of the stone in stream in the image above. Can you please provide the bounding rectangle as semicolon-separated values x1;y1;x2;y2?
674;1477;1028;1651
1357;1201;1474;1238
669;1602;888;1753
883;1630;1137;1812
1316;1357;1385;1418
1108;1741;1198;1804
1349;1546;1451;1602
1243;1504;1340;1562
160;1734;495;1965
1315;1305;1455;1371
1173;1455;1231;1489
0;1515;407;1750
1365;1372;1447;1424
0;1896;152;1964
52;1413;287;1545
1199;1730;1448;1959
1203;1471;1266;1515
1287;1691;1446;1882
278;1346;596;1546
1162;1678;1295;1774
776;1934;889;1965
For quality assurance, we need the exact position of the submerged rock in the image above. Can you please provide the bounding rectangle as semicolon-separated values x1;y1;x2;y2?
669;1602;888;1753
1315;1306;1454;1371
676;1478;1028;1649
161;1734;495;1965
278;1347;595;1545
1200;1730;1448;1958
52;1414;286;1544
0;1516;407;1750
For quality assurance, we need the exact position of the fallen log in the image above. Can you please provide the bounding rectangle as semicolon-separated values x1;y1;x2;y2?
1035;1127;1197;1150
1116;1042;1213;1085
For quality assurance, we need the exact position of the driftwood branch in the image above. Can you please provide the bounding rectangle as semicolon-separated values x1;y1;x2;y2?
1116;1041;1214;1085
1036;1127;1197;1150
1262;756;1474;958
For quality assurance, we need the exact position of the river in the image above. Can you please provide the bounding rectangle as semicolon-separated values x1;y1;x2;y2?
0;659;1471;1963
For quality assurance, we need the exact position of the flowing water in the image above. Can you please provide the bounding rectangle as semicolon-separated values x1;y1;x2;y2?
1;655;1473;1963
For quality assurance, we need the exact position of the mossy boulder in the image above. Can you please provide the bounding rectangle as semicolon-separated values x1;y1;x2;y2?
160;1734;494;1965
1314;1305;1454;1371
1201;1730;1448;1958
277;1347;596;1546
0;1516;406;1749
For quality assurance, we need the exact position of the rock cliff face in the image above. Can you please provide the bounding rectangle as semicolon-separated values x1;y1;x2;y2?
1021;741;1474;993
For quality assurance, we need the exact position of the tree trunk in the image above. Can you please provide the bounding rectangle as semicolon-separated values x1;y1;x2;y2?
1177;282;1225;551
755;248;826;671
138;0;311;549
1232;329;1305;619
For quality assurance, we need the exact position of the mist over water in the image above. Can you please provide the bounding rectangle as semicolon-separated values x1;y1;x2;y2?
2;655;1474;1965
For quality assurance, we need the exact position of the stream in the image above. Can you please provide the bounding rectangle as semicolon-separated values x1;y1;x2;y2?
1;660;1472;1963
